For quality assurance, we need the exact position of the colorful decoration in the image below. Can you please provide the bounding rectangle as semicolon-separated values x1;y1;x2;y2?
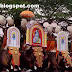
33;28;41;44
7;26;20;48
7;26;20;66
9;47;20;66
26;24;47;47
20;9;35;18
57;31;68;51
26;27;29;44
61;51;72;66
33;47;44;67
26;23;47;67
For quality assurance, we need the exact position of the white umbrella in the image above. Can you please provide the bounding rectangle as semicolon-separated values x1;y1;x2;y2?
47;25;53;33
43;22;49;28
0;15;5;20
0;15;6;25
6;16;14;26
67;26;72;33
55;26;61;33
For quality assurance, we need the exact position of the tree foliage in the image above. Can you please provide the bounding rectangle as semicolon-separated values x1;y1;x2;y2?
27;0;72;22
0;0;30;26
0;0;72;22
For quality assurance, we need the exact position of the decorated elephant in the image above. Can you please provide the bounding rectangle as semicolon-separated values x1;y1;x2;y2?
20;46;35;70
20;46;49;71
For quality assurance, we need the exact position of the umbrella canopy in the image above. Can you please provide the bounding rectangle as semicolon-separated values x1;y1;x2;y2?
67;26;72;33
55;26;61;33
0;15;5;20
47;25;53;33
20;9;35;18
6;16;14;26
43;22;50;28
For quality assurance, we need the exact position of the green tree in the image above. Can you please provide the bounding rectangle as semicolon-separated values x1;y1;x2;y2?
27;0;72;22
0;0;72;23
0;0;31;26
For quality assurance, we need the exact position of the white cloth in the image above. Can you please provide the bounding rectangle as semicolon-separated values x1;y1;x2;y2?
0;28;4;37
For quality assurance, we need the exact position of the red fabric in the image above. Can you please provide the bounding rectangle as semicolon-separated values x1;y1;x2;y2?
46;41;51;51
49;41;55;50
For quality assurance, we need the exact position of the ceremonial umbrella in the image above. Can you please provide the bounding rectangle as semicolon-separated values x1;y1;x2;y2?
20;9;35;19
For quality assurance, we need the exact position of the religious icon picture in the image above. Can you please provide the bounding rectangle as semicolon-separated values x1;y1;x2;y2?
12;32;16;40
33;29;41;44
32;28;42;46
7;27;20;48
57;31;68;51
60;37;66;51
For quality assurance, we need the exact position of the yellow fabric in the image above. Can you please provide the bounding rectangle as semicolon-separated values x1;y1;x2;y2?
44;33;47;46
26;28;29;43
